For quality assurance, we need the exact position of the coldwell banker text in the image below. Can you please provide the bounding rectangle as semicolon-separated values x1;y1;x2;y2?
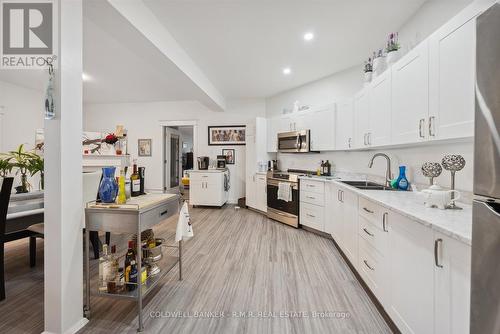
1;0;57;69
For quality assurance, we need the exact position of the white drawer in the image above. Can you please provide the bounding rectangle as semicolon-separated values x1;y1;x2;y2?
300;190;325;206
358;215;389;256
358;237;385;300
300;179;325;194
359;197;388;231
300;202;324;231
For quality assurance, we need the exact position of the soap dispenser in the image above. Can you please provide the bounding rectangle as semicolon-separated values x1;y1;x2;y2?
396;166;409;191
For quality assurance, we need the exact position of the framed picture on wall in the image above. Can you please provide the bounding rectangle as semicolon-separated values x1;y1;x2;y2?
222;149;235;164
208;125;246;145
138;139;152;156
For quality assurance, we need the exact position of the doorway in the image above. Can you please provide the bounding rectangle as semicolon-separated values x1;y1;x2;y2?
162;121;197;195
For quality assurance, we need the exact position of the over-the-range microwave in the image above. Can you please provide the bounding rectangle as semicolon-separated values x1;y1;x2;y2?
277;130;311;153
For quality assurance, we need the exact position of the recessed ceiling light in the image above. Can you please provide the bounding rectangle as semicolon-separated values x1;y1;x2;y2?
283;67;291;75
304;32;314;41
82;72;92;81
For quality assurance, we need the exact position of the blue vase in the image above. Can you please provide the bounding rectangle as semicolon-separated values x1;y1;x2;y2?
99;167;118;203
396;166;409;191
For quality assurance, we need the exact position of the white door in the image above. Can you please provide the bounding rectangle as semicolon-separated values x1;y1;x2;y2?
341;189;358;267
353;89;370;148
434;233;471;334
391;41;430;145
164;127;181;192
369;71;392;146
388;212;435;334
335;99;354;150
429;17;476;140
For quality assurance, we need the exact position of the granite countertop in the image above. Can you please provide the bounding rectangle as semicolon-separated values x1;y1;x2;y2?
299;175;472;245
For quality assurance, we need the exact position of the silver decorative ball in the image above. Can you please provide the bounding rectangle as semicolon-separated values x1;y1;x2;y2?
442;155;466;172
421;162;442;178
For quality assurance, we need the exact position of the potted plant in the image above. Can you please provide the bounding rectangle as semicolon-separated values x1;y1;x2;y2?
27;152;44;190
372;49;386;76
7;144;32;193
363;57;373;84
0;156;13;177
386;32;401;64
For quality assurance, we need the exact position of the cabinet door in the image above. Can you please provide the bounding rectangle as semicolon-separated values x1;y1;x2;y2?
353;89;370;148
369;71;392;146
388;212;434;334
341;189;358;267
325;183;343;244
301;105;336;151
335;99;354;150
391;41;430;145
246;174;256;209
434;233;471;334
255;174;267;212
429;17;476;140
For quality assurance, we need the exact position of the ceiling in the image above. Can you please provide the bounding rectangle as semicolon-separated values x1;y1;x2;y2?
143;0;428;99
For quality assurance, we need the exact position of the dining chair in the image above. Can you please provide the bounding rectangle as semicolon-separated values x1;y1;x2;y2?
0;177;14;301
27;171;108;266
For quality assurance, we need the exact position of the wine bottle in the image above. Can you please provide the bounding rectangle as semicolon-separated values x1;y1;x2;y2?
130;161;140;197
99;244;110;292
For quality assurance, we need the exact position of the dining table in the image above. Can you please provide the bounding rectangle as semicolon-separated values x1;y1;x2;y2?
6;191;44;238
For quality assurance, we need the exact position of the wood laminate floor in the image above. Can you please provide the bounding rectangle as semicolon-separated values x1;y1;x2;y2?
0;205;391;334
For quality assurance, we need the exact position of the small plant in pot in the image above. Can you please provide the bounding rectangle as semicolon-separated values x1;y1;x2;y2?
8;144;32;193
386;32;401;64
0;156;13;178
27;152;44;190
372;49;386;76
363;57;373;83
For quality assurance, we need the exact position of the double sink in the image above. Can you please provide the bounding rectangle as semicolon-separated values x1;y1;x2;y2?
340;180;395;191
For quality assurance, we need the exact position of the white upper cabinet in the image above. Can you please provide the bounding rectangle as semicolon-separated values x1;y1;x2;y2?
369;70;392;146
429;15;476;140
391;41;430;145
298;104;336;151
354;89;370;148
434;233;471;334
335;99;355;150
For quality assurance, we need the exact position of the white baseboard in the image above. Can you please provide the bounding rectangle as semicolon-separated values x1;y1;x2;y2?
42;317;89;334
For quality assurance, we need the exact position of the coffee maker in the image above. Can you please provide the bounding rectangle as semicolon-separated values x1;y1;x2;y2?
197;156;209;170
216;155;226;169
268;160;278;171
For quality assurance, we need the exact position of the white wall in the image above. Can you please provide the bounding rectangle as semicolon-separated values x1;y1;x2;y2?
0;80;44;189
84;99;265;203
266;0;475;192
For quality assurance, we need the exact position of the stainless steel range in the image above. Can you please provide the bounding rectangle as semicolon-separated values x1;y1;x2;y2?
266;170;305;228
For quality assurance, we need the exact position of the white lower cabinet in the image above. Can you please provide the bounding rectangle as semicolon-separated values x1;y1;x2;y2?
324;185;471;334
189;171;229;207
247;173;267;212
300;179;325;231
434;233;471;334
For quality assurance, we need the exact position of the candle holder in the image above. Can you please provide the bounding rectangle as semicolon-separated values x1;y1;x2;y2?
421;162;442;186
441;155;466;210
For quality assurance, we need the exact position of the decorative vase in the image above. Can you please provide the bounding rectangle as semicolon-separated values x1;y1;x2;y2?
373;57;386;77
386;50;401;65
16;173;29;193
99;167;118;203
364;71;372;84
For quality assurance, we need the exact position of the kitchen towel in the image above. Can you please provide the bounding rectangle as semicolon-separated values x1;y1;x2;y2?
176;202;194;242
277;182;292;202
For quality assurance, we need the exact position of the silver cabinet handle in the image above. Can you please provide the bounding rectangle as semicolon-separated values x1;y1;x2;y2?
429;116;436;137
306;196;315;199
382;212;388;232
367;133;371;145
337;190;341;202
363;133;367;146
419;119;425;138
363;228;374;237
307;184;315;188
306;213;316;218
434;238;443;268
363;207;374;214
348;137;352;148
339;190;344;203
363;260;375;271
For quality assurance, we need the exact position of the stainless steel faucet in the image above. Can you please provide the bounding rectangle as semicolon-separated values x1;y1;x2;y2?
368;153;392;188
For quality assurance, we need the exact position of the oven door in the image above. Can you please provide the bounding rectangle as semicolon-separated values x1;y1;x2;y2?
278;130;310;153
266;179;299;216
